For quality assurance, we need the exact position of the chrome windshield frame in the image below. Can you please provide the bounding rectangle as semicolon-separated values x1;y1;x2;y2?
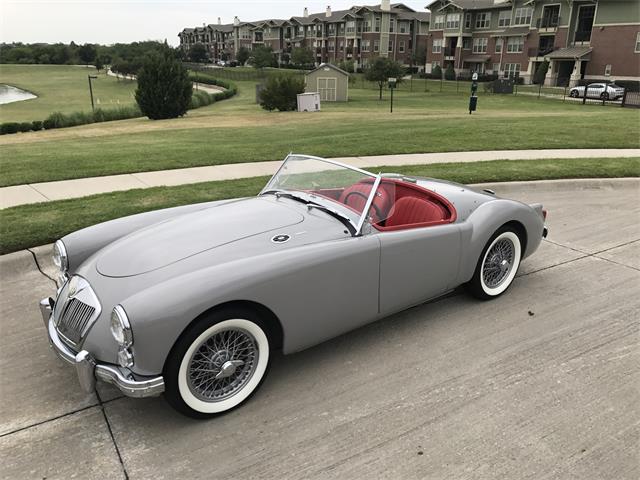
259;154;381;237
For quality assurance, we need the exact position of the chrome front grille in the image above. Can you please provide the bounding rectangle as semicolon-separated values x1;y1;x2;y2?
54;276;101;349
57;298;96;345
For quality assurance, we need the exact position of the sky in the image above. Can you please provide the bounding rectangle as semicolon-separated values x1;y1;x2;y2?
1;0;430;46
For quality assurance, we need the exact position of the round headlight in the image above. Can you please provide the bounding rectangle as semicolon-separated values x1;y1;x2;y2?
52;240;68;272
110;305;133;347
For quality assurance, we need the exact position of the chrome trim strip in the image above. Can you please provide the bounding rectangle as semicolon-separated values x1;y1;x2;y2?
42;300;165;398
356;174;382;236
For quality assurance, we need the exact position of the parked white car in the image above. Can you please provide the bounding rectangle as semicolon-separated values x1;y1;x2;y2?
569;83;625;100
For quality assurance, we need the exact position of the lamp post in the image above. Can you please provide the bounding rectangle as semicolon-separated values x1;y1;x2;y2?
88;75;98;111
388;77;397;113
468;72;478;114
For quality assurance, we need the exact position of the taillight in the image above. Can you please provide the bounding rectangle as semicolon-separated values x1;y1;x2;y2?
542;209;548;220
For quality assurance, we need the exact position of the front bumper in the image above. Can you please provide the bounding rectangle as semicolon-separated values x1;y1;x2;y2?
40;297;164;398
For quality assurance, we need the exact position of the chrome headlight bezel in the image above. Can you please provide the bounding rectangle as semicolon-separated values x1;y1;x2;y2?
110;305;133;347
52;240;68;273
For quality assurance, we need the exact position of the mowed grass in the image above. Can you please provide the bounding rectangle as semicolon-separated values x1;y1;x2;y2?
0;64;137;122
1;156;637;254
1;81;639;187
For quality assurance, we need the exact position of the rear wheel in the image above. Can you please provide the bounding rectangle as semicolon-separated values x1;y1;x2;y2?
570;90;579;98
164;307;271;418
467;227;522;300
600;92;609;100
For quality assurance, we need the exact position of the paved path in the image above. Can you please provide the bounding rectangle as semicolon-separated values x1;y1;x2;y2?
1;148;638;209
106;69;225;95
1;179;638;479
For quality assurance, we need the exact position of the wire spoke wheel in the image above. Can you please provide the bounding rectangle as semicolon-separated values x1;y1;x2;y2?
186;327;259;402
482;238;515;288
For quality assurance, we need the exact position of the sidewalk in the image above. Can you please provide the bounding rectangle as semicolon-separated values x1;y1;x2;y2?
1;148;638;209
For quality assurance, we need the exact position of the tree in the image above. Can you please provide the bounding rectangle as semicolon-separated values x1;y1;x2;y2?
533;60;549;85
411;46;426;70
259;75;305;111
432;64;443;79
188;43;208;63
94;56;104;72
444;63;456;80
250;46;276;69
338;59;355;73
78;44;96;65
364;57;405;100
236;47;250;66
291;47;314;67
135;50;193;120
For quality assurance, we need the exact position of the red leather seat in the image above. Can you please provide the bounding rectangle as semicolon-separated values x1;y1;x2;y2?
386;196;448;227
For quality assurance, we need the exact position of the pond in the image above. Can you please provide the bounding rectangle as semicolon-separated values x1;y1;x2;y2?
0;84;37;105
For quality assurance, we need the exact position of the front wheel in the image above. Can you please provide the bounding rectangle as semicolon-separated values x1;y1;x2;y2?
467;227;522;300
600;92;609;100
570;90;579;98
164;308;271;418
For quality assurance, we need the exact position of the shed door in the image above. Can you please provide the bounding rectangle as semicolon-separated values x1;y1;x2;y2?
318;77;337;101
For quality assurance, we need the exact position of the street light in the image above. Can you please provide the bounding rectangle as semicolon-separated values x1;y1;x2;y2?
388;77;397;113
88;75;98;111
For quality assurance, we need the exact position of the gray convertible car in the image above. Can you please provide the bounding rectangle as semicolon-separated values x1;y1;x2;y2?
40;154;547;418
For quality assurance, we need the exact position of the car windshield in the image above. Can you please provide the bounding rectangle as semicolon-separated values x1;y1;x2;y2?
261;154;382;234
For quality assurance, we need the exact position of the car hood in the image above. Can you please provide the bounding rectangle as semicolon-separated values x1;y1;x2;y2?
96;197;304;277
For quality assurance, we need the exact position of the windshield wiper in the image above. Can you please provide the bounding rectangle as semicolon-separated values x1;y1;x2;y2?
261;190;308;204
306;202;356;236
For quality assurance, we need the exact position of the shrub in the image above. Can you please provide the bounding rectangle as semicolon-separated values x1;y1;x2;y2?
135;50;192;119
0;122;20;135
533;61;549;85
31;120;43;131
444;64;456;80
432;64;443;79
259;75;305;111
18;122;33;132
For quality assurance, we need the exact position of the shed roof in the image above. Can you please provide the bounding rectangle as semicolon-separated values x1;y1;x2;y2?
547;46;592;59
307;63;351;76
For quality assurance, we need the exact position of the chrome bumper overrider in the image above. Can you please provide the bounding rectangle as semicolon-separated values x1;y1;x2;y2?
40;298;164;398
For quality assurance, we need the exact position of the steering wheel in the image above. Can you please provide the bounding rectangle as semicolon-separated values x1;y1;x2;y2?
343;191;383;220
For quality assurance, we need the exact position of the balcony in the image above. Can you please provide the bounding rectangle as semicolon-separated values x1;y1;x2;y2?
537;16;560;29
528;46;557;57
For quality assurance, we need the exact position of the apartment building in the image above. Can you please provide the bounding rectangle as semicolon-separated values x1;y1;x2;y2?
178;1;430;70
425;0;640;85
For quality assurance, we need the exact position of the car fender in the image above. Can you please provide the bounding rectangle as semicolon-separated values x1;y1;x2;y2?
457;199;544;284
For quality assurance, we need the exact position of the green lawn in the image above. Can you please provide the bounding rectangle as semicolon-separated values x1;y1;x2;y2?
0;64;137;122
1;157;637;254
1;81;638;187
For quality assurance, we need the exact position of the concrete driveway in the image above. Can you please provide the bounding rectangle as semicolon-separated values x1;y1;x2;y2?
1;179;638;480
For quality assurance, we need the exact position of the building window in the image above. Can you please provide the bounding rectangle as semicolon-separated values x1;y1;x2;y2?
328;25;336;35
364;20;371;32
339;40;344;52
362;40;370;52
399;41;405;53
635;32;640;52
504;63;520;77
465;13;472;29
462;37;471;50
434;15;445;29
475;12;491;29
495;38;503;53
498;10;511;27
473;37;488;53
514;8;533;26
605;64;612;76
492;62;501;73
346;21;355;34
507;36;524;53
432;38;443;53
388;40;394;52
374;40;380;52
390;18;395;33
446;13;460;29
328;41;335;52
399;22;407;34
375;17;381;32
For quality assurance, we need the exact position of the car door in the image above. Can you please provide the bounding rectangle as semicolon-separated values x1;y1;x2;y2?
377;223;461;315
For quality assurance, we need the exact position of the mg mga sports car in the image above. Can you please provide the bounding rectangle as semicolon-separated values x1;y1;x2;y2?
40;154;547;418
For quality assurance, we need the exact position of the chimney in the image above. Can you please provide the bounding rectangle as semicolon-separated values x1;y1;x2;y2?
304;7;309;17
233;16;240;26
326;6;332;17
381;0;390;12
218;17;222;25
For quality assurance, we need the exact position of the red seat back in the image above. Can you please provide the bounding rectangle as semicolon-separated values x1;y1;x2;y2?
386;196;448;227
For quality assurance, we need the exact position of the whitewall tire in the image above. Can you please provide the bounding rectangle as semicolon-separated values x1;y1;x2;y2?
164;309;271;418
